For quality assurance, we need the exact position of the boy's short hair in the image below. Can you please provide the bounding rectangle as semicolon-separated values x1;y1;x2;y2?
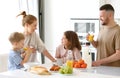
9;32;25;44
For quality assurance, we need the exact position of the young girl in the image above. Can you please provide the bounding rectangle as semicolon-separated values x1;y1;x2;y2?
55;30;82;64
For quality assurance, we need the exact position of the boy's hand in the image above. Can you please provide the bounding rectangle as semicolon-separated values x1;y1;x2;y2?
24;46;36;53
25;47;32;54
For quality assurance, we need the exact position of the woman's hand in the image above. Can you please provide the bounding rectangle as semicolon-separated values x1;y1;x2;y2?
28;46;36;53
31;47;36;53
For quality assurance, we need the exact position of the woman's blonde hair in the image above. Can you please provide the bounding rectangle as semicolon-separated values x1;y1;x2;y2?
17;11;37;26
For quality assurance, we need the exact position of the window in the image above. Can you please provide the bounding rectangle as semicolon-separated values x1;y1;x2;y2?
0;0;38;54
0;1;21;54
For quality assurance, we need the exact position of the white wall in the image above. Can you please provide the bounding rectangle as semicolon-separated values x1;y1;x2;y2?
44;0;99;58
100;0;120;18
100;0;120;25
0;1;20;55
0;0;39;55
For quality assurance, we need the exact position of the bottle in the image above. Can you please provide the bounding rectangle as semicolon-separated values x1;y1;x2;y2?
66;50;73;67
82;46;92;68
66;50;73;60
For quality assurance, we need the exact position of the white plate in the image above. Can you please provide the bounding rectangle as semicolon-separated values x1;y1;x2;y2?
50;70;59;73
61;73;73;76
23;62;40;69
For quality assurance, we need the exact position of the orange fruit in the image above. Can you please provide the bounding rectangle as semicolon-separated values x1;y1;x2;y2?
78;59;84;65
73;61;77;67
74;63;81;68
81;63;87;68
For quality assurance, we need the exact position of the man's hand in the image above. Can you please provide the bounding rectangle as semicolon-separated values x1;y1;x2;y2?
86;33;90;41
92;60;102;66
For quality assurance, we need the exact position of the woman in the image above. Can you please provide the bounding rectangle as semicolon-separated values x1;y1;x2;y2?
17;11;56;62
55;30;82;63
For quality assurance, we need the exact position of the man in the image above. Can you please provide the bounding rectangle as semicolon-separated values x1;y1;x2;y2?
87;4;120;67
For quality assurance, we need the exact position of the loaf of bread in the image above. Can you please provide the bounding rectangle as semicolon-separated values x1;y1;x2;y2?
29;66;51;75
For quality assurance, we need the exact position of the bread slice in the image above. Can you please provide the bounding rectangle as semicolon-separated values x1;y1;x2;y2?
29;66;51;75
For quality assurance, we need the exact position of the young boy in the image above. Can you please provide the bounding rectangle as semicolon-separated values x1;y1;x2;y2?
8;32;32;70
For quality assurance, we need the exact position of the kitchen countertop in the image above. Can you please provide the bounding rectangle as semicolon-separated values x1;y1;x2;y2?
76;66;120;76
0;63;120;78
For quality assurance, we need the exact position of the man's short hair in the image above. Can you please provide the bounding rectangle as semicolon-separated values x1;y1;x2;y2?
100;4;114;12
